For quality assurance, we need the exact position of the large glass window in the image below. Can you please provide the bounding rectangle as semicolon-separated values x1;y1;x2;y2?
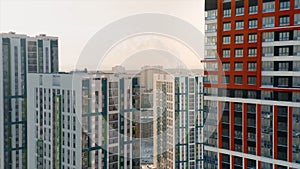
249;5;258;14
279;32;290;41
206;23;217;33
262;62;274;71
234;76;243;84
248;76;256;85
204;75;218;84
223;36;231;44
261;105;273;158
248;48;257;57
234;62;243;71
248;19;258;29
205;62;218;71
280;0;290;10
294;61;300;71
263;32;274;42
235;49;243;57
235;34;244;44
206;10;217;20
263;17;275;28
236;7;244;16
294;30;300;40
295;14;300;25
235;20;244;30
262;47;274;57
222;75;230;84
263;1;275;13
279;47;290;56
248;34;257;43
248;62;257;71
296;0;300;8
294;45;300;55
223;22;231;31
278;62;289;71
279;16;290;26
262;76;274;86
278;77;289;87
223;49;230;58
292;107;300;163
222;62;230;71
224;9;231;17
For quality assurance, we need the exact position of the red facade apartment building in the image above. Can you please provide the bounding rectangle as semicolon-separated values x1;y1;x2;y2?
203;0;300;168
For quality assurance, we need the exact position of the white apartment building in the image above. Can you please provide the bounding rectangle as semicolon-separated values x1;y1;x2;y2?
0;32;58;169
153;73;204;169
27;72;140;169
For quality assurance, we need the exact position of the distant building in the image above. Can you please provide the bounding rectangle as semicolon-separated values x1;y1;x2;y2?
0;32;58;169
27;73;140;169
153;73;204;169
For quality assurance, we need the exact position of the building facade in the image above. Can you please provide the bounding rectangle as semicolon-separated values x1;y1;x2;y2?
0;32;58;169
27;73;140;169
204;0;300;168
153;73;204;169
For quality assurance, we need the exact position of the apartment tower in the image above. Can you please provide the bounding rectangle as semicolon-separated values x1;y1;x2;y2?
0;32;58;169
204;0;300;169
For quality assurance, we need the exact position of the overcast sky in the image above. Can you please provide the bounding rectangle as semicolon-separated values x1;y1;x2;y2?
0;0;204;71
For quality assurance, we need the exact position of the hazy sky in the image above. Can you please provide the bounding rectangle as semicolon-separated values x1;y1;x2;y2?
0;0;204;71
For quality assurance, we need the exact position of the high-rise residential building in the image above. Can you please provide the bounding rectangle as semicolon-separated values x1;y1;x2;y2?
204;0;300;168
0;32;58;169
153;73;204;169
27;72;140;169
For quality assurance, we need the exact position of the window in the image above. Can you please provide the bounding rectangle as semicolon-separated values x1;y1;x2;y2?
263;1;275;13
248;76;257;85
249;19;258;29
249;5;258;14
278;77;289;87
235;21;244;30
248;62;257;71
262;47;274;56
205;23;217;32
248;34;257;43
296;0;300;8
205;62;218;71
263;17;275;28
206;36;217;45
236;7;244;16
205;49;216;59
223;22;231;31
263;32;274;42
279;47;289;56
294;45;300;55
279;32;290;41
262;76;273;86
224;9;231;17
235;34;244;44
295;14;300;25
280;0;290;10
280;16;290;26
234;76;243;84
294;30;300;40
293;61;300;71
204;75;218;84
235;49;243;57
248;48;257;57
222;62;230;71
223;36;231;44
222;75;230;84
223;49;230;58
278;62;289;71
206;10;217;20
262;62;274;71
235;62;243;71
